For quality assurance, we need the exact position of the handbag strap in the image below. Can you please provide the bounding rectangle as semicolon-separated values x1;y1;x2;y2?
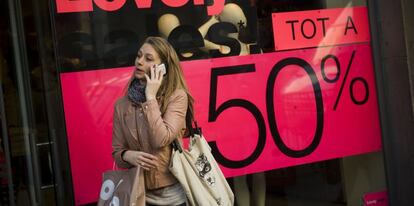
192;121;202;136
171;139;183;153
172;121;202;153
112;161;119;170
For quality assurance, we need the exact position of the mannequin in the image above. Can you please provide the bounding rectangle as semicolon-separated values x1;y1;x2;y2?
198;15;231;54
217;3;250;55
158;13;194;58
158;13;180;39
201;3;258;56
158;13;230;57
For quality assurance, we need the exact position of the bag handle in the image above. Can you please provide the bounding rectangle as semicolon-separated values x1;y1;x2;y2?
171;139;183;153
193;121;202;136
172;121;202;153
112;161;119;170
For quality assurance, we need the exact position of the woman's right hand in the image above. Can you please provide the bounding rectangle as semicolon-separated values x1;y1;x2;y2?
123;150;159;171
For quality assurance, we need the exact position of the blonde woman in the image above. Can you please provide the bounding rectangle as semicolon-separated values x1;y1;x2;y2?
112;36;194;206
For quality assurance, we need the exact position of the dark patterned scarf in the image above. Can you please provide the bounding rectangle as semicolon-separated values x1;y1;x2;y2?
127;78;146;104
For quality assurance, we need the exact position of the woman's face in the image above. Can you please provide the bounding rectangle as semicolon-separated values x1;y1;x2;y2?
134;43;162;80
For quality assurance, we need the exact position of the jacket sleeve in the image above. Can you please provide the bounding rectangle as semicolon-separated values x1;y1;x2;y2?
112;101;133;168
142;89;188;149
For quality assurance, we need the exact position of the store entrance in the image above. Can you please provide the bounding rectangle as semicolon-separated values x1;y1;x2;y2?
1;0;74;205
1;0;56;204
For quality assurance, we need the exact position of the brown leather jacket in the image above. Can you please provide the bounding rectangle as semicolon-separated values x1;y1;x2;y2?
112;89;187;190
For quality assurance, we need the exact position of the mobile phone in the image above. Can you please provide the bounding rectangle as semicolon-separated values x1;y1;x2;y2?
157;63;167;76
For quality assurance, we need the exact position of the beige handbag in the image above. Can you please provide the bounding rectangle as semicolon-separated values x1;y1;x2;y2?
98;166;145;206
169;127;234;206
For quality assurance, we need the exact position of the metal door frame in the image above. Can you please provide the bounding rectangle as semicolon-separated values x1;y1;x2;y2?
368;0;414;205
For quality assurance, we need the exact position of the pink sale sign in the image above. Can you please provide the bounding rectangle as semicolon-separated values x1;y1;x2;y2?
60;44;382;204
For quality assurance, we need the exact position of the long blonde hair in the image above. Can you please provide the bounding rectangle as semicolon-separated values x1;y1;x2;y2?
127;37;195;131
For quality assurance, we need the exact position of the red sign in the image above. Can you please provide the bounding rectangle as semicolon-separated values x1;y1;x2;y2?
363;191;388;206
272;7;371;50
61;44;381;204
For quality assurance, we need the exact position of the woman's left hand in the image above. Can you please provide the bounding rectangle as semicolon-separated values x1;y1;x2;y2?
145;64;164;101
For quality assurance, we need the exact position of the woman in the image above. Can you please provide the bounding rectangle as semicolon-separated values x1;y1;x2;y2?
112;36;194;206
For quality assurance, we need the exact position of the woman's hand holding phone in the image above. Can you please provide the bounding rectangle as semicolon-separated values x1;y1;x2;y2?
144;64;164;101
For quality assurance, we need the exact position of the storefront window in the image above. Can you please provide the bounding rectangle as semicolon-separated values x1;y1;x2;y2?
1;0;388;205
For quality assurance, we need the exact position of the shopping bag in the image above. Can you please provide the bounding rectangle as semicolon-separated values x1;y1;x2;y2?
169;131;234;206
98;166;144;206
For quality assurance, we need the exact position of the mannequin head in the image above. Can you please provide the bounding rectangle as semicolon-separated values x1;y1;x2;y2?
219;3;247;32
157;13;180;39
